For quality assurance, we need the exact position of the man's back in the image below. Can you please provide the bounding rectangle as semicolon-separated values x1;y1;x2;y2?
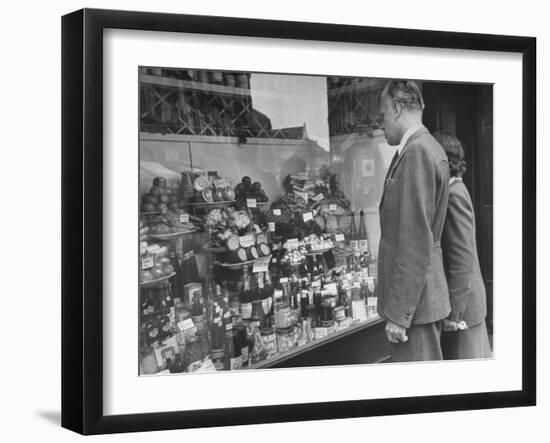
377;127;451;328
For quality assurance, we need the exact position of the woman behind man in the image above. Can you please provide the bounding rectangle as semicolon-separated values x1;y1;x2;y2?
434;131;492;360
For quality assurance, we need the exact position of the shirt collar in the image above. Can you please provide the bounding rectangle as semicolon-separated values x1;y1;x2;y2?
396;124;424;155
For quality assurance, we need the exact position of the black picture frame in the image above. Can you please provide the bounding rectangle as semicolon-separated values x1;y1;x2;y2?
62;8;536;435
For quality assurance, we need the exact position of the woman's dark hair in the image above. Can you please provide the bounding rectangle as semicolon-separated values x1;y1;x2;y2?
433;131;467;178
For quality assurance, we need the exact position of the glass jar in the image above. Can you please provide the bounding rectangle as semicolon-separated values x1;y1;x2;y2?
276;327;294;353
260;327;276;357
184;335;203;373
139;346;159;375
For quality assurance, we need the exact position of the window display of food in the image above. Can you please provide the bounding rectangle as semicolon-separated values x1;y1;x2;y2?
139;164;379;374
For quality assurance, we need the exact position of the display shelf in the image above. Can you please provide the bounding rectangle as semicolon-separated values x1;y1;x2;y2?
249;314;382;369
139;272;176;287
214;259;256;270
149;229;198;240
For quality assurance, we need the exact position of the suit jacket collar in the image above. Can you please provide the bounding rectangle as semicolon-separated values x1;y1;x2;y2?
380;127;429;208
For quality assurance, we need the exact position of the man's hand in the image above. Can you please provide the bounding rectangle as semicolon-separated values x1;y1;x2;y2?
385;320;408;343
442;319;468;332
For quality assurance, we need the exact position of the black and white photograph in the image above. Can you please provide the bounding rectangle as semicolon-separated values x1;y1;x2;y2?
138;68;494;375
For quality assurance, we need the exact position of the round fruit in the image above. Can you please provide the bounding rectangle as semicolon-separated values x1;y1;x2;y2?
142;202;156;212
153;177;167;188
159;194;170;204
140;270;154;282
235;183;244;196
144;194;158;204
150;185;162;196
169;202;178;211
151;266;164;279
165;187;173;196
252;181;262;192
162;264;174;275
241;176;252;187
157;256;171;265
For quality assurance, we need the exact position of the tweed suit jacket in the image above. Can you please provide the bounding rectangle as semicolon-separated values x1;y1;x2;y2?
376;127;451;328
441;179;487;327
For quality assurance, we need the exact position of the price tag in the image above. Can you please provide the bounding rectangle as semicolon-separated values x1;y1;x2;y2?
303;212;313;222
141;256;154;269
279;277;289;284
324;283;338;295
329;204;337;211
246;198;257;208
335;233;345;242
359;239;369;251
313;193;324;202
179;214;189;223
285;238;299;250
268;222;276;232
353;282;361;289
273;209;282;216
274;289;284;300
239;235;255;248
311;280;321;288
253;255;271;273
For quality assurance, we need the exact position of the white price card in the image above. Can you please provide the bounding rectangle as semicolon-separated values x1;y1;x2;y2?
246;198;257;208
279;277;289;283
179;214;189;223
335;233;345;242
239;235;256;248
141;256;154;269
329;204;337;211
303;212;313;222
268;222;276;232
273;209;282;216
324;283;338;295
253;255;271;273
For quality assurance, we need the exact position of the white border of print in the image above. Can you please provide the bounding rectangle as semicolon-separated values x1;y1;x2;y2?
103;29;522;416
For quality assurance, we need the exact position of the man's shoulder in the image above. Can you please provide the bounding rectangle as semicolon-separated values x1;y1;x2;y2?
407;129;447;161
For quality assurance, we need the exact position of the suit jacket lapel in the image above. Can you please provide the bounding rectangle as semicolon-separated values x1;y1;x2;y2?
379;127;429;208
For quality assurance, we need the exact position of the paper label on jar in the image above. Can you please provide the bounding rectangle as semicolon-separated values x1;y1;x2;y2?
268;222;276;232
141;256;154;269
314;327;328;340
253;255;271;273
241;302;252;319
303;212;313;222
359;239;368;251
350;240;359;249
273;209;282;216
311;280;321;288
262;297;273;314
179;214;190;224
239;234;255;248
229;355;243;370
274;289;284;301
246;198;257;208
335;233;345;242
279;277;289;283
352;299;368;322
367;296;378;307
329;204;337;211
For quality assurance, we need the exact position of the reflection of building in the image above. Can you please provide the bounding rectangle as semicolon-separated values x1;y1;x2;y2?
140;68;312;141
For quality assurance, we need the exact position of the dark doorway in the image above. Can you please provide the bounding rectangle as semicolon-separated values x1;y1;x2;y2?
422;82;493;333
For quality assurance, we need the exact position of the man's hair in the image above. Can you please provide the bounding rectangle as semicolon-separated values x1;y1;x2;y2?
433;131;467;178
381;80;425;112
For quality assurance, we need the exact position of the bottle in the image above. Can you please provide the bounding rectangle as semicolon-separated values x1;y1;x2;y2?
172;353;185;373
180;250;200;285
224;323;243;371
262;272;274;326
349;211;359;251
240;267;253;320
367;251;378;282
358;209;368;253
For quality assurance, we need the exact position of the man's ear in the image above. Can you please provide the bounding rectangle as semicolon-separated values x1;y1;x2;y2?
393;101;403;120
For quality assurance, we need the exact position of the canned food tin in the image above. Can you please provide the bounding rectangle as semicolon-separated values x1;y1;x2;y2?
333;306;345;322
274;304;293;329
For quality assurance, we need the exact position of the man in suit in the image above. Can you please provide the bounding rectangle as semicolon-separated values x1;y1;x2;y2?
376;80;451;362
